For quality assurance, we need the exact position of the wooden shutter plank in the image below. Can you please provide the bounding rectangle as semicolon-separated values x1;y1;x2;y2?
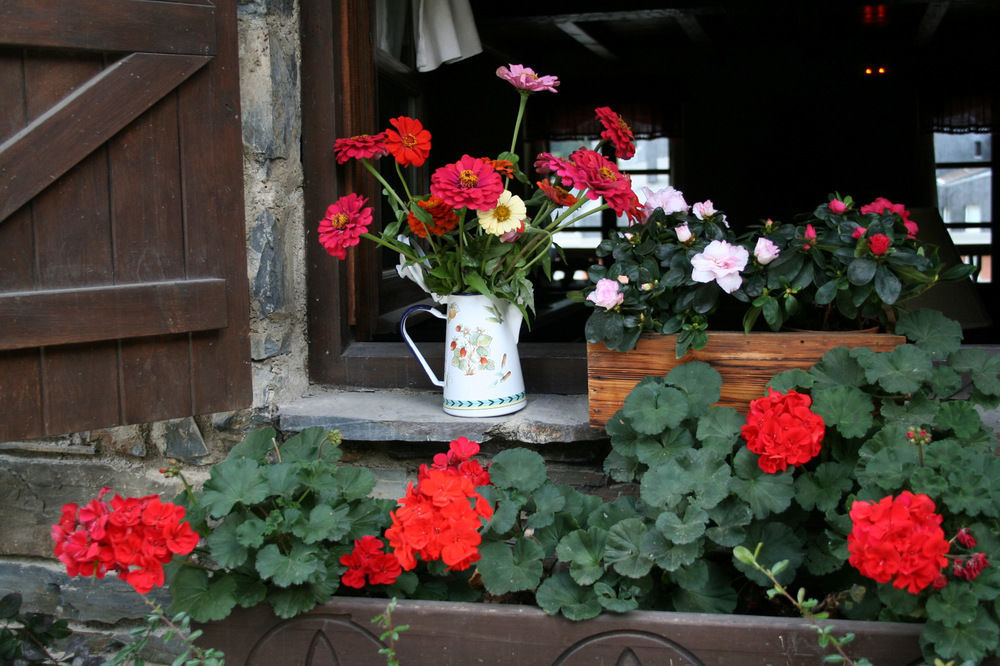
43;343;121;435
0;279;229;351
0;0;215;55
0;351;44;441
0;52;210;224
111;97;193;423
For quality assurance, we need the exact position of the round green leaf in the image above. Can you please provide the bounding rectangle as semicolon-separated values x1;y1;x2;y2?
623;383;689;435
535;572;602;620
847;257;877;285
489;448;547;492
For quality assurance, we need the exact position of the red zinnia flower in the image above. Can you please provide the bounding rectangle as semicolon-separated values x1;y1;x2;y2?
848;491;949;594
318;193;373;260
430;154;504;211
407;197;459;238
385;116;431;167
595;106;636;160
868;233;891;255
741;388;825;473
333;132;388;164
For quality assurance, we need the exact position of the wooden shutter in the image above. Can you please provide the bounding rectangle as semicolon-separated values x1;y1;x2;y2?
0;0;251;440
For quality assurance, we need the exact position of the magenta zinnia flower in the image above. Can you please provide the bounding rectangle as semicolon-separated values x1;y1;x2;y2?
318;193;373;260
534;152;585;190
430;155;504;211
333;132;388;164
496;64;560;93
595;106;635;160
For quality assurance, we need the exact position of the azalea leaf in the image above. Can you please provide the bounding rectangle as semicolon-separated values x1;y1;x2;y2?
166;566;238;622
857;344;934;394
873;264;901;303
478;539;544;596
731;448;795;518
895;309;963;358
811;385;874;439
605;518;653;578
535;572;602;621
664;361;722;414
623;381;689;435
200;458;270;518
556;527;609;586
847;257;876;285
489;448;547;492
920;607;999;664
255;543;321;587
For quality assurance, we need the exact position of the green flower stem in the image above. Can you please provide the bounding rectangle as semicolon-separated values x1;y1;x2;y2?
508;93;530;160
360;231;421;259
393;160;414;203
360;159;406;209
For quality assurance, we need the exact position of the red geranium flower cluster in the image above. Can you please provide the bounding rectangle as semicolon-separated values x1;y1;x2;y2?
385;438;493;572
339;535;402;588
740;389;825;473
51;487;200;594
847;491;950;594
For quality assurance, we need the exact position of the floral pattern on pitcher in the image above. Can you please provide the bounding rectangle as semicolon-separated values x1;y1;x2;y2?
449;323;495;376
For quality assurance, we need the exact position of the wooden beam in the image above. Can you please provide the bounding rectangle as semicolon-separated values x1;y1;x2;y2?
0;52;210;224
0;0;215;55
916;1;949;45
0;279;229;351
556;21;618;60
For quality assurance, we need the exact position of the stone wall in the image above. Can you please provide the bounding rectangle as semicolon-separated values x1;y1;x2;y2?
0;0;310;661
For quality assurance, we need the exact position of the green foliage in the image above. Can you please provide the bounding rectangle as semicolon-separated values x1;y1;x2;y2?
168;427;393;622
0;592;93;666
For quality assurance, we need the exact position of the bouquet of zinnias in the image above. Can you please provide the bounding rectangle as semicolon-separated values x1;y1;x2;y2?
318;64;642;321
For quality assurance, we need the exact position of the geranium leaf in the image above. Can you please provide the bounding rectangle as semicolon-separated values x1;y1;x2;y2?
292;504;351;544
804;530;846;576
489;448;547;492
767;368;814;393
205;514;249;569
603;449;640;483
669;561;738;614
234;516;267;549
478;539;544;595
856;442;919;492
254;543;321;587
229;571;268;609
594;578;643;613
623;382;689;435
811;385;874;438
200;458;270;518
166;566;238;623
644;530;702;571
606;518;653;578
664;361;722;414
861;344;935;394
950;349;1000;397
943;467;995;517
526;482;566;529
640;460;695;509
734;522;805;586
483;491;524;535
935;400;985;439
226;427;277;462
795;462;854;512
811;347;867;388
655;505;708;545
920;607;999;664
535;572;602;620
262;462;300;499
279;427;336;463
556;527;609;586
334;466;376;500
695;406;744;456
587;496;639;530
731;448;795;518
895;309;963;358
705;497;753;547
928;364;964;398
266;584;320;619
926;584;981;628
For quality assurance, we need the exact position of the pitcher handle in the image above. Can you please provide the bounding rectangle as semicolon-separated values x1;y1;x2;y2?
400;304;447;387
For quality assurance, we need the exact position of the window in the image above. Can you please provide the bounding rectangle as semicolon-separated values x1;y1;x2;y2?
934;132;993;282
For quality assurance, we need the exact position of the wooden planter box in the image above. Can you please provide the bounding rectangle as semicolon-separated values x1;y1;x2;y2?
587;331;905;429
196;596;935;665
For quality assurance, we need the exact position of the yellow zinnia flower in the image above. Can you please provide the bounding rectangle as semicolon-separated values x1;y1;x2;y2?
477;190;526;236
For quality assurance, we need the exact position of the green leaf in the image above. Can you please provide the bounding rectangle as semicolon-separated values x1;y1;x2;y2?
857;344;934;394
226;427;277;462
605;518;653;578
856;441;919;492
644;530;703;571
655;505;708;545
280;427;338;463
526;482;566;529
200;458;270;518
489;448;547;492
705;497;753;547
665;361;722;414
266;585;320;619
895;309;963;358
292;504;352;544
926;584;981;628
205;514;249;568
847;257;876;285
811;385;874;438
640;458;695;509
335;467;377;500
556;527;609;586
669;561;738;614
920;607;999;663
166;566;238;622
731;448;795;518
733;522;805;587
811;347;867;388
603;449;640;483
935;401;985;439
767;368;815;393
795;462;854;512
230;572;268;608
695;406;744;456
477;539;544;596
623;381;689;435
535;572;602;621
873;265;901;303
262;463;300;499
587;496;640;530
255;543;321;587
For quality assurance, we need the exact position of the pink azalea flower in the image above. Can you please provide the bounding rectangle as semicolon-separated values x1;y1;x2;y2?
496;64;560;93
692;200;717;220
852;226;867;239
318;193;374;260
828;198;848;214
802;223;817;249
641;186;689;219
904;219;919;238
430;155;504;211
675;224;692;243
586;278;623;310
690;240;749;293
753;237;780;265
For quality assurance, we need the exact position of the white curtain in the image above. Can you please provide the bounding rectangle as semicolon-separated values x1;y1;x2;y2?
413;0;482;72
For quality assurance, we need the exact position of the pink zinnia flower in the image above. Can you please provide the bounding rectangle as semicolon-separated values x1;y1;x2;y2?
496;64;560;93
534;152;585;190
333;132;388;164
594;106;636;160
318;193;373;260
690;240;748;293
430;155;504;211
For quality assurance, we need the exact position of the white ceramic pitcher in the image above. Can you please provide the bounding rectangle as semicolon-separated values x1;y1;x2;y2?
400;293;526;417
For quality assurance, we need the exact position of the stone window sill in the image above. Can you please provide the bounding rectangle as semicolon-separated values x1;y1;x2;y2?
278;389;605;444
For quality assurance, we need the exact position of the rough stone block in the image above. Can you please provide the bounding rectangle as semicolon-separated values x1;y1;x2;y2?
158;417;209;462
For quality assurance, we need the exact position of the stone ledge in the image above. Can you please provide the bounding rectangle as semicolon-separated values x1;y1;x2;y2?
278;389;605;444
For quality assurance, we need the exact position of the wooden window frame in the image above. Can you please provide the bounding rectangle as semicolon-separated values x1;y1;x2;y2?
301;0;585;394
